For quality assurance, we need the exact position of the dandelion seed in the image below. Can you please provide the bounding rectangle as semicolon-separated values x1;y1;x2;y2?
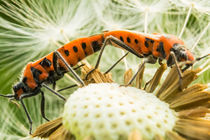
170;0;210;14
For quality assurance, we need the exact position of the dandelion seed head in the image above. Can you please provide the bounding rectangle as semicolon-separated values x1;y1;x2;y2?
63;83;177;140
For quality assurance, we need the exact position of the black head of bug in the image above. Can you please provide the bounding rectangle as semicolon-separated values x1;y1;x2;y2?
0;82;25;102
167;43;196;67
12;82;27;100
171;43;188;61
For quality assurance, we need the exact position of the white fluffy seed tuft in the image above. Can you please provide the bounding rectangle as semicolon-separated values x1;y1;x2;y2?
63;83;177;140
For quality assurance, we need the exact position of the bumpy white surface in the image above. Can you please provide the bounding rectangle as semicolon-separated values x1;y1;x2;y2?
63;83;177;140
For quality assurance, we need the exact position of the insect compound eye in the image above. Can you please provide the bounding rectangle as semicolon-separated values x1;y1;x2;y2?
13;84;19;92
13;82;28;93
180;51;187;60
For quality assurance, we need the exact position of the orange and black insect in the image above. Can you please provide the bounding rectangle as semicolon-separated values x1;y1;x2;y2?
0;30;208;134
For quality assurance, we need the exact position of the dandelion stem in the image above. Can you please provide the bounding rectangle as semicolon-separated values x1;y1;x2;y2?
144;7;149;34
179;4;193;38
51;38;63;47
65;74;81;86
192;22;210;50
198;60;210;76
60;29;70;42
121;50;128;71
206;83;210;91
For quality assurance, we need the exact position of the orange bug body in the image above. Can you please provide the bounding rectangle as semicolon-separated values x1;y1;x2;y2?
16;30;195;99
0;30;196;134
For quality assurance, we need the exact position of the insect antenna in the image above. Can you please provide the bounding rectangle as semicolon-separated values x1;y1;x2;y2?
196;54;210;61
0;93;21;107
182;53;210;72
0;94;14;98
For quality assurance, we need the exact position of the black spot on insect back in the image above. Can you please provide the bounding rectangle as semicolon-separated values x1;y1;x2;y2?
135;39;138;44
92;41;101;52
64;50;69;56
31;67;43;84
22;77;27;83
146;38;154;43
145;38;154;48
156;42;166;58
73;46;78;53
82;43;86;50
145;40;149;48
40;58;52;67
127;37;131;43
120;36;124;42
81;43;88;56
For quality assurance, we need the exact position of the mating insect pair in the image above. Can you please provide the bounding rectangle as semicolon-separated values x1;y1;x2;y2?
0;30;208;134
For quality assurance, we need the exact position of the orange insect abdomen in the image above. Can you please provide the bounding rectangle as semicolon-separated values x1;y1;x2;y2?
57;34;104;67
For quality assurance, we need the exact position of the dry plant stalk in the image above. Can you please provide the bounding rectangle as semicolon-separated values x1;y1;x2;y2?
32;117;63;138
154;134;164;140
49;125;72;140
81;61;113;84
178;106;210;117
174;118;210;140
135;63;145;89
124;68;133;85
165;131;186;140
144;64;167;93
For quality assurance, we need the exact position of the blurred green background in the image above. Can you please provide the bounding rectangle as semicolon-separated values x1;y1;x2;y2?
0;0;209;139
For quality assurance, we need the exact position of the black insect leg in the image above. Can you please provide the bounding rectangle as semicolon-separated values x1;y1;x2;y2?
73;64;85;70
124;55;157;86
124;61;146;86
170;51;184;90
54;51;85;87
86;35;143;80
19;91;41;134
19;96;33;135
57;84;78;92
104;52;129;74
40;90;49;121
42;83;66;101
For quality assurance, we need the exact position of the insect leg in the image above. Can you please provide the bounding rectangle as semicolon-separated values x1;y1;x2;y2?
40;90;49;121
55;51;85;87
57;84;78;92
170;51;184;90
124;55;157;86
104;52;129;74
19;97;33;134
73;64;85;70
52;81;56;90
42;83;66;101
18;91;40;134
125;61;146;86
86;35;143;79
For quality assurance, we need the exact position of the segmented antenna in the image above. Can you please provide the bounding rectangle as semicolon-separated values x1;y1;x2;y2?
196;54;210;61
0;94;14;98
